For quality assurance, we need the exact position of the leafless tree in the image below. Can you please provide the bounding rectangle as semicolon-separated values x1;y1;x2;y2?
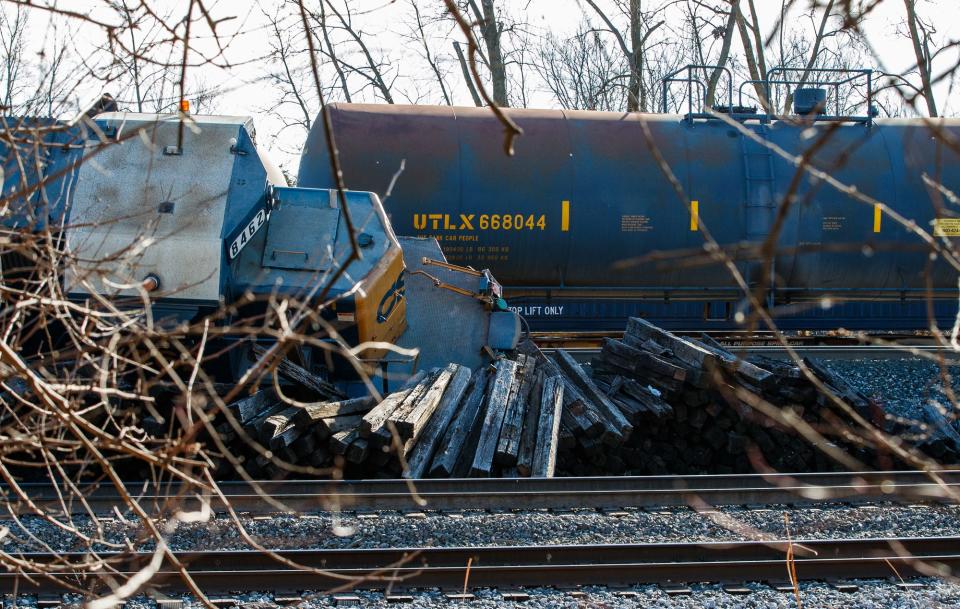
404;0;453;106
535;23;629;111
581;0;667;112
903;0;939;116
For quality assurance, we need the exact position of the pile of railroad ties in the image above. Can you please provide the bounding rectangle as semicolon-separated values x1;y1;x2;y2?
212;317;957;479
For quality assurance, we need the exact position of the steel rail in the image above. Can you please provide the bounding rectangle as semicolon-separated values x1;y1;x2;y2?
2;537;958;593
547;344;960;362
12;470;960;514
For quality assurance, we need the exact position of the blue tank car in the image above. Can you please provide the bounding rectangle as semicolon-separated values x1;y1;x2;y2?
297;68;960;332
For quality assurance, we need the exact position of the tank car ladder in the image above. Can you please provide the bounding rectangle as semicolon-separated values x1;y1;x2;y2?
740;125;777;308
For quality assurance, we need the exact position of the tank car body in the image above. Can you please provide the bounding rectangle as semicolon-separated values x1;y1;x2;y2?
297;99;960;332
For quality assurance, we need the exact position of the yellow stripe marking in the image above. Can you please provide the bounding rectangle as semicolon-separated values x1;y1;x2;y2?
690;200;699;231
873;204;882;233
561;200;570;232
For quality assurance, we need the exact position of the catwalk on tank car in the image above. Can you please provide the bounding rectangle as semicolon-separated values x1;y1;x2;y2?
297;66;960;333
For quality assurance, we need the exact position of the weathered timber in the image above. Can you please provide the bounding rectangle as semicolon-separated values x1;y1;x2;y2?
495;355;537;466
625;317;720;369
294;396;375;427
330;428;359;455
601;338;688;380
345;437;369;464
470;358;519;477
620;379;673;417
749;355;805;382
532;376;564;477
554;349;632;442
261;406;308;449
243;402;287;438
922;403;960;453
290;431;317;459
379;372;438;446
558;422;576;451
387;370;440;433
429;367;491;477
803;357;871;414
360;371;426;437
252;344;344;399
517;340;601;437
405;365;472;479
516;369;545;476
308;446;330;467
227;389;278;424
397;365;457;440
316;414;365;440
689;335;775;389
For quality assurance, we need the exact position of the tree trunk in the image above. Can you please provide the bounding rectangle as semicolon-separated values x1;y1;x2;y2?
476;0;508;106
734;2;768;112
629;0;642;112
904;0;938;117
453;41;483;106
705;1;739;108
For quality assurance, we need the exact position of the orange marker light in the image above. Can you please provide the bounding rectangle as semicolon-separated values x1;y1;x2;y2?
179;99;190;113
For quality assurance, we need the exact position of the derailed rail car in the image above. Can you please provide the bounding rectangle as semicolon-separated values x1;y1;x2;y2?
297;72;960;332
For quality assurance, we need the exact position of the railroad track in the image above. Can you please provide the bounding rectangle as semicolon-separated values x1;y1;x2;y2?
3;537;958;593
16;470;960;514
550;343;960;362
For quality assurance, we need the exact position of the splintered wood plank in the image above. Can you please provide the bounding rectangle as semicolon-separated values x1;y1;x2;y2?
625;317;718;370
227;389;278;425
252;344;344;399
330;428;359;455
601;338;688;380
516;369;545;477
554;349;633;443
532;375;564;477
379;371;438;446
360;371;426;437
469;358;519;477
429;367;491;478
294;396;375;427
688;335;775;389
315;414;365;440
397;366;456;440
261;406;308;449
405;365;472;479
517;340;601;437
495;355;537;466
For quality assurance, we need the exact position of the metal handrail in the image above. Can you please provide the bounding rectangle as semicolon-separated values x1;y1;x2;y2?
660;64;733;116
660;65;875;125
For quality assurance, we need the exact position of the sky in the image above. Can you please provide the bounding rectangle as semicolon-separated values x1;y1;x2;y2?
12;0;960;171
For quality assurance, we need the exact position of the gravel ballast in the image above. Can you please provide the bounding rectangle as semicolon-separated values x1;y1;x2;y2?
2;502;959;552
822;357;960;421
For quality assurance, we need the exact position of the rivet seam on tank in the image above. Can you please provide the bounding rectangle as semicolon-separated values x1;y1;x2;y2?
873;204;882;233
561;200;570;232
690;200;699;232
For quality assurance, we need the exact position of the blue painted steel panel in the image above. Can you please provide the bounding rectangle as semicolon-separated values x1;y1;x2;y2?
0;117;86;230
297;103;960;331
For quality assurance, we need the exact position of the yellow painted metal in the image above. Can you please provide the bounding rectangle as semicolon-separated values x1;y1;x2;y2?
873;204;882;233
690;200;699;231
354;249;407;359
561;200;570;232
